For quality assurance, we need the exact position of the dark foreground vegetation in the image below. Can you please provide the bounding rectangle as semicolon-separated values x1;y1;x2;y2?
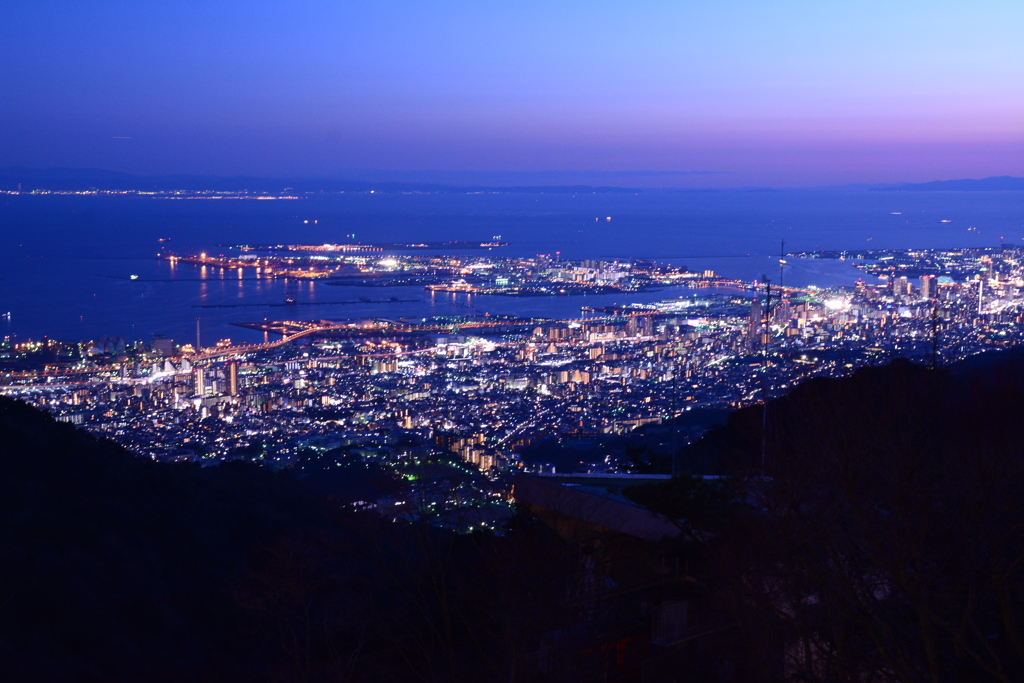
3;351;1024;682
645;353;1024;682
0;395;576;682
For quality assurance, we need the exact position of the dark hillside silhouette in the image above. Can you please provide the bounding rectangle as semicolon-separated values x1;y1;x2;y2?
635;354;1024;681
0;396;332;680
0;397;574;682
5;351;1024;682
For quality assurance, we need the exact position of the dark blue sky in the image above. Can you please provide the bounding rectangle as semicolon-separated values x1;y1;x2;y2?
2;1;1021;186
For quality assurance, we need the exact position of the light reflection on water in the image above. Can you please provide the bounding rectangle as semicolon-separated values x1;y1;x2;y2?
1;189;1019;343
0;257;857;345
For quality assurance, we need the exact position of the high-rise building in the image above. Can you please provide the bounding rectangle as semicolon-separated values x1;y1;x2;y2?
748;298;762;349
892;276;909;299
194;368;206;397
228;362;238;396
920;275;936;300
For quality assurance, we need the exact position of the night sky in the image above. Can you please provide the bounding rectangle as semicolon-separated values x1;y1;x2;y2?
1;1;1021;186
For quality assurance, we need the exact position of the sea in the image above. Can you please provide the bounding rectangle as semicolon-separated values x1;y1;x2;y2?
1;188;1021;345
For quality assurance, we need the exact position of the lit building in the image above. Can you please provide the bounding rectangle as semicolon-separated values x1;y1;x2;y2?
920;275;936;300
194;368;206;397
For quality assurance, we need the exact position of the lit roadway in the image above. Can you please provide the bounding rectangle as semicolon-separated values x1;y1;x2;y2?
195;313;657;360
496;404;561;448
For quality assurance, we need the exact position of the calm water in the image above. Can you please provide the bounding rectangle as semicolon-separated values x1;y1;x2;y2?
1;189;1021;344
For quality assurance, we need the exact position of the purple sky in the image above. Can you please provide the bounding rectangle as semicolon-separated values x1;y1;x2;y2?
1;1;1021;187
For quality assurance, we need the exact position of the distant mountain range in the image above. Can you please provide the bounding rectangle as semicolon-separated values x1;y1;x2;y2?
874;176;1024;191
1;167;1021;193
